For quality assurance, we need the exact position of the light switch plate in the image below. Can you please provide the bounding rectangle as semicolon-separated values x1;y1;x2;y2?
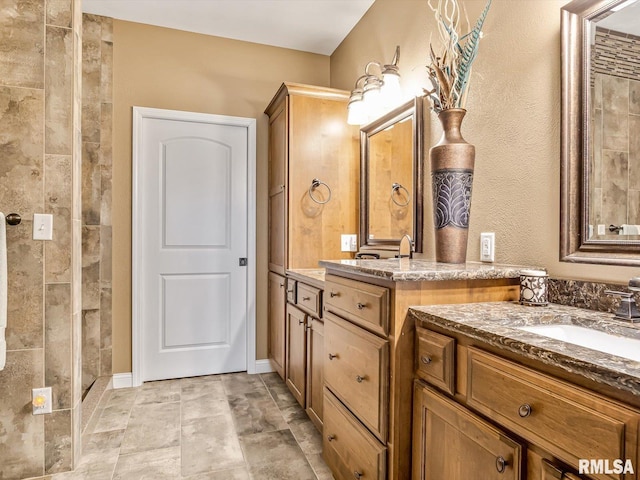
33;214;53;241
480;232;495;263
341;234;358;252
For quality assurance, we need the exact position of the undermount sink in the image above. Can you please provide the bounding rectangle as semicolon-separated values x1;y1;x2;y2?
517;324;640;362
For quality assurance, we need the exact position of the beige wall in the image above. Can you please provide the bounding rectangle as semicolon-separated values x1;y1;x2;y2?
331;0;637;284
112;20;330;373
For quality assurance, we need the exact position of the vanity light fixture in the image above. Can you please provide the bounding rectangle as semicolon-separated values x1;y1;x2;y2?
347;46;402;125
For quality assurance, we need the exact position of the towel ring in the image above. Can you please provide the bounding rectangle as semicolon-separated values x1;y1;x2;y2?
391;183;410;207
5;213;21;226
309;178;332;205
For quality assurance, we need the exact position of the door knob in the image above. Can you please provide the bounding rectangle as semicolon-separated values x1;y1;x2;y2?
328;353;338;360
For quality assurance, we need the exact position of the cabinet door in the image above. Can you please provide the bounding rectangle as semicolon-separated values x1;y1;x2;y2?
306;316;324;430
413;382;523;480
285;304;306;406
268;101;287;274
541;459;585;480
268;272;286;379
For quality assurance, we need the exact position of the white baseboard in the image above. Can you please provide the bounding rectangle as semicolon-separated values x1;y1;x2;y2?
253;359;274;374
112;373;133;389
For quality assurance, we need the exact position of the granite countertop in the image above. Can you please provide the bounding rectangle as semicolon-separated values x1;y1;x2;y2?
409;302;640;397
286;268;326;288
319;259;535;282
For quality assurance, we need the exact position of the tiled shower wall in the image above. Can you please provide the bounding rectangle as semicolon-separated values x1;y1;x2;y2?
81;13;113;395
0;0;83;478
590;28;640;230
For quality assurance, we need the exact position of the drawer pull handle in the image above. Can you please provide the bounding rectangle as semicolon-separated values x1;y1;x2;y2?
330;291;339;298
302;296;310;301
279;283;284;288
327;434;335;442
495;456;507;473
298;319;304;325
354;471;363;479
421;355;432;365
518;403;532;418
355;375;365;383
328;353;338;360
356;302;366;310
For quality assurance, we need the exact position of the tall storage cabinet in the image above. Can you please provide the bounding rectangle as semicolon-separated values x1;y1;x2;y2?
265;82;359;378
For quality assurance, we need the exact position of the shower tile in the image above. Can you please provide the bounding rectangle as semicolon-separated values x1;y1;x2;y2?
82;15;101;144
46;0;72;28
6;220;44;350
45;409;72;474
99;287;111;347
82;225;101;310
82;308;100;392
82;142;101;225
181;414;245;476
101;165;113;226
72;309;82;407
602;75;629;114
629;190;640;226
630;115;640;190
601;150;628;227
99;347;112;377
227;389;288;436
45;26;73;156
45;154;72;283
0;0;44;89
0;349;45;480
0;86;45;215
100;227;112;285
631;80;640;115
45;283;72;409
100;15;113;42
119;401;180;454
100;41;113;105
113;446;181;480
602;111;629;152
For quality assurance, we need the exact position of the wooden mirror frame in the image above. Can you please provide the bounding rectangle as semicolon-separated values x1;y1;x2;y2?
360;96;424;252
561;0;640;266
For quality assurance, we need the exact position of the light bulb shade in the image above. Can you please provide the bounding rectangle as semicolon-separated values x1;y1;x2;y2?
347;98;367;125
380;72;403;110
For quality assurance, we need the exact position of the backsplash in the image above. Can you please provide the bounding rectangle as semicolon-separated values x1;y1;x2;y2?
548;278;634;314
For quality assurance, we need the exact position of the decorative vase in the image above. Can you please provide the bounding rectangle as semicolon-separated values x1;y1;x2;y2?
430;108;475;264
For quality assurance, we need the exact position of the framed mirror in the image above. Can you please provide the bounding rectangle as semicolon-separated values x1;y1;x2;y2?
561;0;640;265
360;96;424;252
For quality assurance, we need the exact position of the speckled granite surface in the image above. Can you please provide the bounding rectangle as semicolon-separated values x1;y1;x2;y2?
286;268;326;289
548;278;634;313
319;259;535;282
409;302;640;397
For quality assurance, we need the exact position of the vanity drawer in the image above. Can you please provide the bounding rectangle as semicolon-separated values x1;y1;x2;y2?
467;348;639;479
296;282;322;318
323;388;387;480
286;278;296;304
324;311;389;442
325;275;389;336
416;327;455;395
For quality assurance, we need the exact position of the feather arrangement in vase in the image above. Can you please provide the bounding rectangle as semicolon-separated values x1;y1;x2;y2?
424;0;492;113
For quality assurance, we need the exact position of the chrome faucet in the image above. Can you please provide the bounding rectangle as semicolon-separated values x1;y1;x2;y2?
605;277;640;322
398;234;414;259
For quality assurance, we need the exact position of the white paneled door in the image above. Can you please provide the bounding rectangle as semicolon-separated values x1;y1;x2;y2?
133;107;256;383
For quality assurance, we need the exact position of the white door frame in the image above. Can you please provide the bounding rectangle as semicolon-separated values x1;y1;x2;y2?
132;106;257;387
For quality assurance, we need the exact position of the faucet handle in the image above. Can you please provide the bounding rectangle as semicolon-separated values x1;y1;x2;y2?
605;290;640;322
629;277;640;292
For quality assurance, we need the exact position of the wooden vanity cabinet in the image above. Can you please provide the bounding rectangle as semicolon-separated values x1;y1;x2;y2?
284;275;326;430
323;272;520;480
413;326;640;480
268;272;286;378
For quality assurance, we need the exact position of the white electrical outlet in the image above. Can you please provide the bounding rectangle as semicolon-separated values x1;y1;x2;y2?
597;224;606;236
341;234;358;252
480;232;495;263
33;214;53;241
32;387;52;415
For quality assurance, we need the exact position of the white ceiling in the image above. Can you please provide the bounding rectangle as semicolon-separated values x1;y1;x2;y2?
82;0;375;55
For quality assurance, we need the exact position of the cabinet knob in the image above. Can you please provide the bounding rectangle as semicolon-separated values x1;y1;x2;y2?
328;353;338;360
279;283;284;288
355;375;365;383
302;296;310;301
495;456;507;473
421;355;432;365
298;319;305;325
356;302;366;310
354;471;363;479
330;291;339;298
518;403;532;418
327;434;335;442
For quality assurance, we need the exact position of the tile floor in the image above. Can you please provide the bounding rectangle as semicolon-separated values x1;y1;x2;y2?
51;373;334;480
